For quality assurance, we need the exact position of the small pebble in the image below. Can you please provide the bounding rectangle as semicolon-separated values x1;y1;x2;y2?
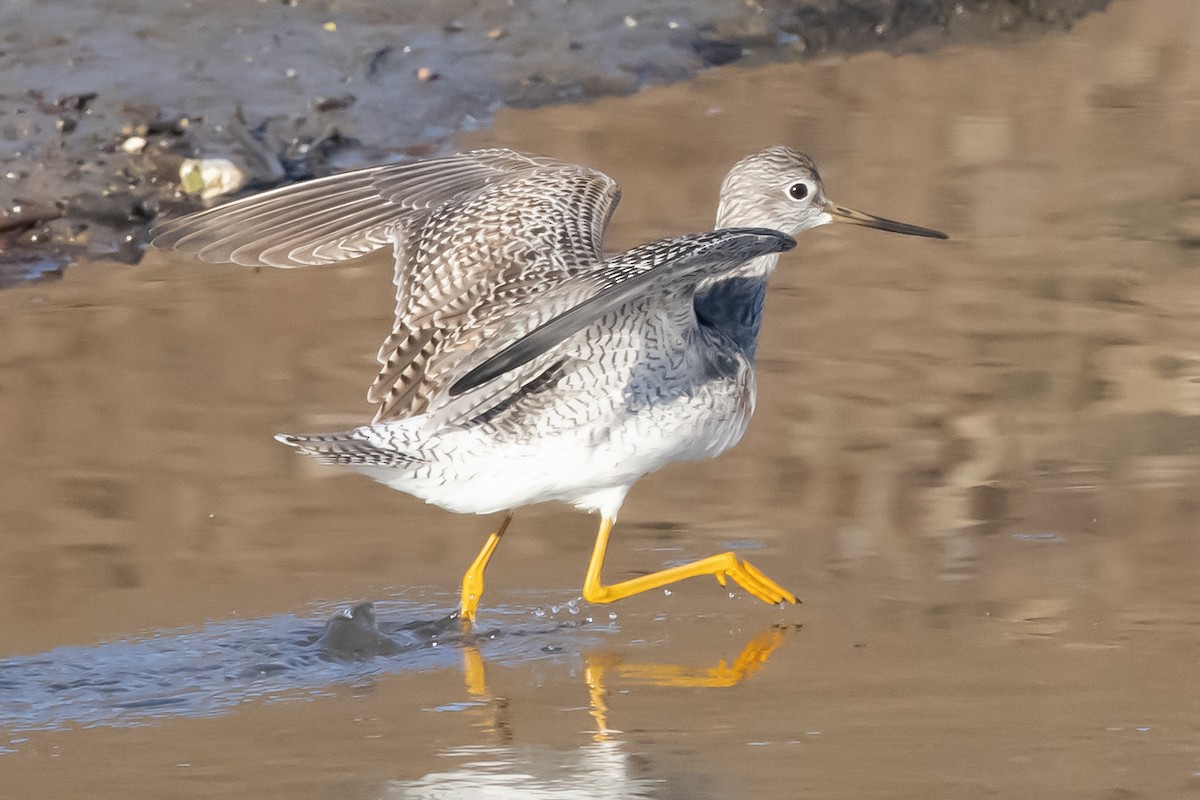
179;158;245;200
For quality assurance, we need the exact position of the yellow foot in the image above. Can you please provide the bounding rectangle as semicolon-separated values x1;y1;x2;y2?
711;553;798;606
582;516;797;607
584;624;794;693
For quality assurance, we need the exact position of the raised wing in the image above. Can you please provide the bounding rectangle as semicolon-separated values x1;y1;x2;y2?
152;165;398;267
151;148;621;420
433;228;795;419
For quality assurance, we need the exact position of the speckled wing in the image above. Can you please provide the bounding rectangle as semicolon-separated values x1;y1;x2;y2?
424;228;796;426
150;148;621;420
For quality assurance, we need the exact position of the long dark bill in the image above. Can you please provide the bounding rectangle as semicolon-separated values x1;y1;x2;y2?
827;204;948;239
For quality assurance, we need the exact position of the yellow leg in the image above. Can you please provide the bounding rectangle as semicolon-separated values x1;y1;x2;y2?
459;512;514;622
462;644;489;698
608;625;791;688
584;656;615;740
581;516;798;606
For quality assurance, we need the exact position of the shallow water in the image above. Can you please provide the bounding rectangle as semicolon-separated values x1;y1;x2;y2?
2;0;1199;797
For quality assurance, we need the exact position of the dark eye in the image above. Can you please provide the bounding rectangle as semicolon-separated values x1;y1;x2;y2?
788;182;809;200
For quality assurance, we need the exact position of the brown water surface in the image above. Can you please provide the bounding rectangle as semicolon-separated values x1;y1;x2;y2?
2;0;1199;797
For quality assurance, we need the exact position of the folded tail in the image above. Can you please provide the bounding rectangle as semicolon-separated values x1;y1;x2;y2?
275;431;423;467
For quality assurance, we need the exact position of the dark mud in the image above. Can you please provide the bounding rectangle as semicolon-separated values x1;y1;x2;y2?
0;0;1107;279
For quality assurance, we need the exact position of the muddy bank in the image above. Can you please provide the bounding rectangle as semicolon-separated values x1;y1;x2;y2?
0;0;1107;279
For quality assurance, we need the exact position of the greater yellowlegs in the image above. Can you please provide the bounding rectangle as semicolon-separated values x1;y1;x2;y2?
152;146;946;620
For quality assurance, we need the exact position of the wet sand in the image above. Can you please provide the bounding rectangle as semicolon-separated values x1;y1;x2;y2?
2;0;1199;797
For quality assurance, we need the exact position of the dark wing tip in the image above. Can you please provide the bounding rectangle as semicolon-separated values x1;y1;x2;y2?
723;227;796;254
448;363;493;398
764;230;797;252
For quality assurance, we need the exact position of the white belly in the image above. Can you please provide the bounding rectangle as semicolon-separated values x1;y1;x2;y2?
359;374;754;518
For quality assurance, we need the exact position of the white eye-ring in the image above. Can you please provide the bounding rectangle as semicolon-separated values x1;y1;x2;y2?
788;182;810;200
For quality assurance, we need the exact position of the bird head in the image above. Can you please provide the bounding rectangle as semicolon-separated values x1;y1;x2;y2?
715;146;947;240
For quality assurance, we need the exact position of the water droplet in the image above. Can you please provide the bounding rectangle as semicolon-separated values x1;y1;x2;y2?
663;588;672;597
608;612;617;620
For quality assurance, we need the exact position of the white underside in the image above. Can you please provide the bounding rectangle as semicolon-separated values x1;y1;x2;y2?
349;380;753;520
364;439;638;518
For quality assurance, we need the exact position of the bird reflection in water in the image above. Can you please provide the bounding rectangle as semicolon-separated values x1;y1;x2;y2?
379;623;795;799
